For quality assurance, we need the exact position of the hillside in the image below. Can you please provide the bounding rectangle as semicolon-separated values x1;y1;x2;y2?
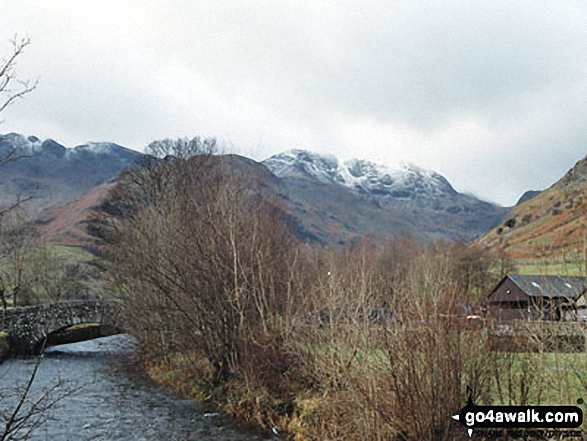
264;150;508;242
2;134;512;246
36;182;115;247
38;155;284;248
478;154;587;260
0;133;142;214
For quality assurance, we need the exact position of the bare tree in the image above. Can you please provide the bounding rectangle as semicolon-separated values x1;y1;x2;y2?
0;35;77;441
144;136;217;160
0;208;38;307
0;37;37;122
0;36;39;305
0;37;38;218
93;142;299;382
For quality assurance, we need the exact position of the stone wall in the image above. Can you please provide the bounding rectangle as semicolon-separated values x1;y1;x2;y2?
1;301;120;355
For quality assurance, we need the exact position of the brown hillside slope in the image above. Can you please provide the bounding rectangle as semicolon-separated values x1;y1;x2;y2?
477;155;587;260
35;155;284;248
37;182;114;247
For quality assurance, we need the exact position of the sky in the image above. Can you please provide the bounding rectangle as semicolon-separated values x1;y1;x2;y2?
1;0;587;206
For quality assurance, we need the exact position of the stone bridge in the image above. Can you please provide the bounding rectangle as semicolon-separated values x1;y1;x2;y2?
0;301;122;355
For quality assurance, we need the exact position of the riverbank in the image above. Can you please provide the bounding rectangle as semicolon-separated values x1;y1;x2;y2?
143;354;324;441
1;336;271;440
138;345;587;441
0;331;9;361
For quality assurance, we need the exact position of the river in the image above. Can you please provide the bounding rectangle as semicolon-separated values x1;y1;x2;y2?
0;335;279;440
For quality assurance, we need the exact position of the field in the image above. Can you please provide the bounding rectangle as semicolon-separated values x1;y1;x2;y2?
0;244;110;306
515;259;586;277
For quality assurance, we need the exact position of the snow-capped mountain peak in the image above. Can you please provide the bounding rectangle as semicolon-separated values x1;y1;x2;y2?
0;133;44;154
75;142;119;154
262;149;340;183
0;133;143;215
0;134;140;164
262;149;456;201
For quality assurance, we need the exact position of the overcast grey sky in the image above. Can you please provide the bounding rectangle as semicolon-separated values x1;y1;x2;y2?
2;0;587;206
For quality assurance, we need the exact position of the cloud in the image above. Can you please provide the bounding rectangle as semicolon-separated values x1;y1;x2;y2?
1;0;587;205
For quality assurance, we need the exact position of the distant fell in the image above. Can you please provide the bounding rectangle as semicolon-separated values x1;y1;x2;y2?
516;190;541;205
0;133;142;214
478;154;587;260
263;150;508;242
2;134;512;246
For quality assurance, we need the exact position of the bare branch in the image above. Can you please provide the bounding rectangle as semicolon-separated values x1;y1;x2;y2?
144;136;217;160
0;37;38;118
0;36;40;216
1;356;78;441
0;146;38;167
0;195;34;221
0;36;39;216
1;359;40;440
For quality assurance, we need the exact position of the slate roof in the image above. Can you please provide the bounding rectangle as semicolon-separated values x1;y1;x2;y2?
508;275;587;299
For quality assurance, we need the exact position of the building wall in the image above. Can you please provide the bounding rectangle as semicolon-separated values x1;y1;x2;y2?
488;277;582;322
488;277;530;322
489;305;529;321
489;278;528;302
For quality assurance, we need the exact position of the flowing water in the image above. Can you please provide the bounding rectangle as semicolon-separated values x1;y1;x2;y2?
0;335;278;440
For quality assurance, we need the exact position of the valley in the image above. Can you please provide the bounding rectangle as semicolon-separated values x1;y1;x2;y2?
2;5;587;438
1;132;585;440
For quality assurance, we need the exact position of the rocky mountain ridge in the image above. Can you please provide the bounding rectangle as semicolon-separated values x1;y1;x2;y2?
263;149;508;242
263;149;457;204
1;133;511;244
0;133;142;214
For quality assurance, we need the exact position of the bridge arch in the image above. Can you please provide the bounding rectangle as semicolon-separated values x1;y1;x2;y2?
1;301;123;355
36;323;125;354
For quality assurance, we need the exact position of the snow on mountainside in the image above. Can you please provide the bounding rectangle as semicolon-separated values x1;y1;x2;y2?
0;133;45;154
264;149;458;202
263;149;508;242
0;133;138;161
0;133;142;214
0;134;509;244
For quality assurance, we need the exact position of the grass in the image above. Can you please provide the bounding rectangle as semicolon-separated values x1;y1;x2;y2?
492;352;587;406
138;323;587;439
49;245;115;298
0;244;95;274
0;243;112;303
533;352;587;402
306;328;586;408
46;244;96;264
65;322;101;330
514;259;585;276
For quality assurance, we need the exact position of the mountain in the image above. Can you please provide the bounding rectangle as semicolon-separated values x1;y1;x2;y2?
478;154;587;260
1;133;510;246
36;182;115;248
515;190;541;205
263;150;457;203
0;133;142;214
36;154;284;247
263;150;508;242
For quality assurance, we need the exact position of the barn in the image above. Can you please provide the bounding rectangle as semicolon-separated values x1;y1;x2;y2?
488;275;587;323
